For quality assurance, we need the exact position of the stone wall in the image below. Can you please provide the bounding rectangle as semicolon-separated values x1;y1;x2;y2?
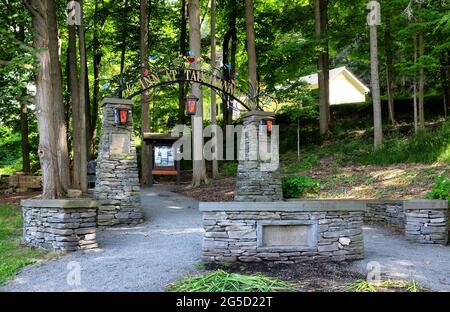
364;201;404;231
0;174;42;193
404;200;448;245
95;98;144;226
200;201;365;263
22;199;98;252
235;111;282;202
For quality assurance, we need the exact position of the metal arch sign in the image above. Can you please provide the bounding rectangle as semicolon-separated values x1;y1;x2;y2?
109;67;258;111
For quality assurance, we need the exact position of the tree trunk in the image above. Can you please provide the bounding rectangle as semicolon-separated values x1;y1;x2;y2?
18;26;30;173
119;0;129;98
25;0;62;199
20;98;31;173
189;0;207;186
210;0;219;178
413;35;418;133
418;30;425;129
320;0;330;124
222;0;237;124
384;13;396;125
48;0;70;192
222;32;230;125
315;0;329;134
91;0;101;159
440;52;449;118
178;0;187;124
140;0;150;185
68;3;81;189
78;0;88;193
370;25;383;149
245;0;257;107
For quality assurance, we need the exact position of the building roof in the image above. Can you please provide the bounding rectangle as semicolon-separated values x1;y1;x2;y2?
300;66;370;93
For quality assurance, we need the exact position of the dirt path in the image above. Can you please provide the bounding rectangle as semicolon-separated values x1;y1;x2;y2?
0;186;203;292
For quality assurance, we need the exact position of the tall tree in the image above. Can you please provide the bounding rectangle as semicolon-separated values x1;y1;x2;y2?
17;26;31;173
440;52;449;117
315;0;330;134
20;100;31;173
178;0;187;123
90;0;106;159
245;0;257;107
413;35;419;132
210;0;219;178
24;0;64;198
222;0;237;125
67;0;81;189
140;0;150;185
368;1;383;149
48;0;70;191
417;1;425;129
384;11;396;125
118;0;129;98
78;0;88;193
189;0;207;186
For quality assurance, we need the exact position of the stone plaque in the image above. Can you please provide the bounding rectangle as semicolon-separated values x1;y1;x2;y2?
110;133;130;155
258;221;317;248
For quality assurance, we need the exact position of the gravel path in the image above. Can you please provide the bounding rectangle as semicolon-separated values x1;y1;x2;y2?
0;186;203;292
1;189;449;292
351;225;450;291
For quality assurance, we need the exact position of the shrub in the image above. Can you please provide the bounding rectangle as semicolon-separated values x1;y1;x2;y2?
282;175;320;199
221;162;237;177
426;176;450;200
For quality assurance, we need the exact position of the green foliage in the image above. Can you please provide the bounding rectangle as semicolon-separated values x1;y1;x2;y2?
359;122;450;165
0;125;21;171
0;204;47;285
0;124;39;175
426;176;450;200
282;175;320;199
167;270;294;292
221;162;238;177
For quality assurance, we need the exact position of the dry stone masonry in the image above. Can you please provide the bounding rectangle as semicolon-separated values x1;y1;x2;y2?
364;201;405;231
22;199;98;252
200;201;365;263
404;200;448;245
95;98;144;226
235;111;282;202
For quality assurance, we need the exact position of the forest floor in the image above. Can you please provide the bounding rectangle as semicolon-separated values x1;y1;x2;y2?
178;162;449;202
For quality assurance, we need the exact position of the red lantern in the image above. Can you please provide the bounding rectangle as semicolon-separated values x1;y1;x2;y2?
186;96;198;116
266;119;273;133
115;107;129;125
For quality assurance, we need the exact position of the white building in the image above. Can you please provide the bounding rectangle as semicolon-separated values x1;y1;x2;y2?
300;66;370;105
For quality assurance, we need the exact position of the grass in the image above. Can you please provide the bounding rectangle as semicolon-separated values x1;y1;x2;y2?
167;270;295;292
0;204;49;285
344;279;426;292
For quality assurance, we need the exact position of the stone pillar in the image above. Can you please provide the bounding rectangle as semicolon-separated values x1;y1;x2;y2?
235;111;282;201
404;200;448;245
95;98;144;226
